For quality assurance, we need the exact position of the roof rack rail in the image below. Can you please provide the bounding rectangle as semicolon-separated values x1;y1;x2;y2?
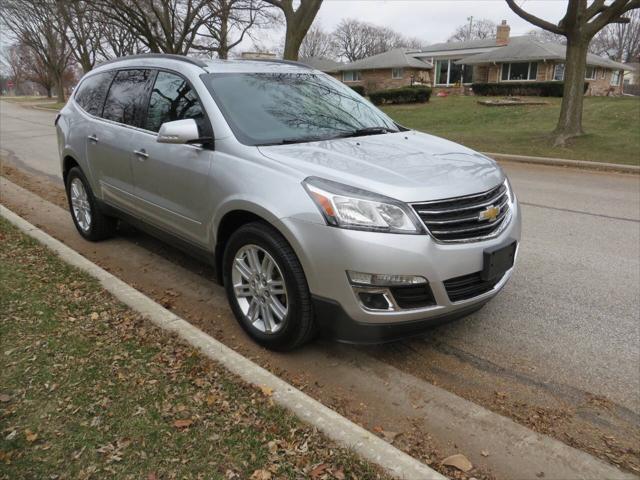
97;53;209;69
246;58;312;69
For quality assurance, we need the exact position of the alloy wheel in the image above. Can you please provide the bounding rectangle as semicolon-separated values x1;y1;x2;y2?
231;244;288;334
70;177;92;232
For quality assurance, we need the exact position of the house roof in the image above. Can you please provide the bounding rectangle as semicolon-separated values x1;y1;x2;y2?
456;36;628;70
339;48;432;71
299;56;343;73
418;37;504;53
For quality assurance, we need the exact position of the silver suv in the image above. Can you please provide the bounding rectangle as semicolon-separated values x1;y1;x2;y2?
56;54;521;350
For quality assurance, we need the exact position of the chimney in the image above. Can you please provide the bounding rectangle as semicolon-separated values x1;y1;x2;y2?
496;20;510;46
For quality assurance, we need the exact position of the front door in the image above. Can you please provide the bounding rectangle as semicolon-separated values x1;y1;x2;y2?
90;68;154;211
130;70;214;245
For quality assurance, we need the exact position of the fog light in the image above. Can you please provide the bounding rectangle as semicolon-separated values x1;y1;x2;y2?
347;271;427;286
358;292;392;310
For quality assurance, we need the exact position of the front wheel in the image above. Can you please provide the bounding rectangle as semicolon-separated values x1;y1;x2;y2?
65;166;116;241
222;222;316;351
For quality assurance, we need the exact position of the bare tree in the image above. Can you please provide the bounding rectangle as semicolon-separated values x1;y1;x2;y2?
528;28;567;44
590;8;640;61
506;0;640;145
2;0;73;102
95;0;215;54
196;0;274;59
97;14;145;59
299;23;337;59
333;18;422;62
448;18;497;42
55;0;103;72
261;0;323;60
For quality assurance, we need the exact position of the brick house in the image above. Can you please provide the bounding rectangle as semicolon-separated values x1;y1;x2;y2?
336;49;432;93
412;21;628;96
299;56;343;78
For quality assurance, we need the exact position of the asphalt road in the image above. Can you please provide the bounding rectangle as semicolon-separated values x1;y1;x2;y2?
1;99;639;416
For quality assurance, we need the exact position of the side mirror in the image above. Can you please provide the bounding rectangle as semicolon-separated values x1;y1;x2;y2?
157;119;211;145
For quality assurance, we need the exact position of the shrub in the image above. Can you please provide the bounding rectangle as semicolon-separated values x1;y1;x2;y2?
349;85;366;96
471;81;588;97
368;86;432;105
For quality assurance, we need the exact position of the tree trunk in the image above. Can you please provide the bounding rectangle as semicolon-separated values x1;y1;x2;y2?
46;87;52;98
55;73;65;103
218;15;229;59
283;29;305;60
553;34;589;146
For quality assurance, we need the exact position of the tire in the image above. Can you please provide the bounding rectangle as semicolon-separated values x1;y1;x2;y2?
65;166;116;241
223;222;316;351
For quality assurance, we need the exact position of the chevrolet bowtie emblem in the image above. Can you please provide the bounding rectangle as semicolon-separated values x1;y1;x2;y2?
479;205;500;221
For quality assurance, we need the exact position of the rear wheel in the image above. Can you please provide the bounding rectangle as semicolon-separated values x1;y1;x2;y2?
223;222;316;351
65;166;116;241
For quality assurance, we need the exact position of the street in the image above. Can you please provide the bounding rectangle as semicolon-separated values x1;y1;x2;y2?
1;99;639;476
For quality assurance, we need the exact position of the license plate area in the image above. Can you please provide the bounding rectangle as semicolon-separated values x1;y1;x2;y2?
482;241;517;281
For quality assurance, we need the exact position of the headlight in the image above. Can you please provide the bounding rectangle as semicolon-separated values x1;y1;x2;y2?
303;177;424;234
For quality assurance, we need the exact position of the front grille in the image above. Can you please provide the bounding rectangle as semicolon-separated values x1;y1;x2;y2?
444;271;502;302
390;284;436;309
412;183;511;242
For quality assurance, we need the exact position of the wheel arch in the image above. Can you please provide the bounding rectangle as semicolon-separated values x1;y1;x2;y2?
214;208;303;286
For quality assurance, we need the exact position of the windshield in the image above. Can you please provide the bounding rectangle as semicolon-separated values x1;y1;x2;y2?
201;72;399;146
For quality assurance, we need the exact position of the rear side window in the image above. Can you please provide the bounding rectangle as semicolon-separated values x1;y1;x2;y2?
145;71;206;134
102;69;154;127
74;71;114;116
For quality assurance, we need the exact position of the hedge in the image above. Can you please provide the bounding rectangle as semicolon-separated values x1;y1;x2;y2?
471;81;589;97
349;85;366;96
369;86;432;105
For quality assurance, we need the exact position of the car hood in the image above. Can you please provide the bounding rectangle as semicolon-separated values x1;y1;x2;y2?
258;130;504;202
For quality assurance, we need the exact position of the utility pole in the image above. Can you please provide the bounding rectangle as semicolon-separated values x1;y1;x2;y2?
467;15;473;40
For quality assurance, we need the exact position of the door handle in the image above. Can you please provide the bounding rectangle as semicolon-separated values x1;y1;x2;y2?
87;134;99;143
133;149;149;160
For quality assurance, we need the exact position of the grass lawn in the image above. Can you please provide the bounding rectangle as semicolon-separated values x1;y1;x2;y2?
0;96;56;104
382;96;640;166
0;218;387;480
32;102;66;111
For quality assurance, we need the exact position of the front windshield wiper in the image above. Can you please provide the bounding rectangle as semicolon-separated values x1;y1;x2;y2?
258;127;399;146
335;126;399;138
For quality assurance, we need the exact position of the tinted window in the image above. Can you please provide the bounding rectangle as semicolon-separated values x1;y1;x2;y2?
74;71;115;116
145;71;206;133
102;69;153;126
201;73;397;146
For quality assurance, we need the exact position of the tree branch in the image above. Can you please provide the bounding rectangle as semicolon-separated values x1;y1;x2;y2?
505;0;565;35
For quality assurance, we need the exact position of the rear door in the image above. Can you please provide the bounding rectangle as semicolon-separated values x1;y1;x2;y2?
129;70;214;245
89;69;154;210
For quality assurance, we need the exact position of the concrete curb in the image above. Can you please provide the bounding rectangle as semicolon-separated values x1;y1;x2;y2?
483;152;640;174
0;204;446;480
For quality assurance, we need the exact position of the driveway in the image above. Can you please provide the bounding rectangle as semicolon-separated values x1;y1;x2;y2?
1;99;639;476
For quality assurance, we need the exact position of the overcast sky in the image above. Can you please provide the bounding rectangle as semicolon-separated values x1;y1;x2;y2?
251;0;570;51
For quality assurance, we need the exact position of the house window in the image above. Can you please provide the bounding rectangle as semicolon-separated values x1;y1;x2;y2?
611;70;621;86
585;66;596;80
600;68;606;79
342;71;361;82
392;68;404;79
553;64;565;81
501;62;538;81
435;59;472;85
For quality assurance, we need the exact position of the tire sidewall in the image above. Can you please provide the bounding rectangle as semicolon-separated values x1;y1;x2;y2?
223;225;308;350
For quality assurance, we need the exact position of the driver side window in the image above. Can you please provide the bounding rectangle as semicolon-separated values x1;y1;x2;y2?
145;71;206;134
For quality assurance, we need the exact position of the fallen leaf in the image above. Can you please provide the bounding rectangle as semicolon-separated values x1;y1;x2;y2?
259;385;273;397
481;450;489;457
173;419;193;429
442;453;473;472
0;394;10;402
381;430;402;443
90;312;100;321
310;463;328;478
148;473;158;480
25;430;38;443
250;469;272;480
333;469;345;480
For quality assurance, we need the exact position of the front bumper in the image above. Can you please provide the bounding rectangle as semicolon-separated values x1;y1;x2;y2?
281;200;521;336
